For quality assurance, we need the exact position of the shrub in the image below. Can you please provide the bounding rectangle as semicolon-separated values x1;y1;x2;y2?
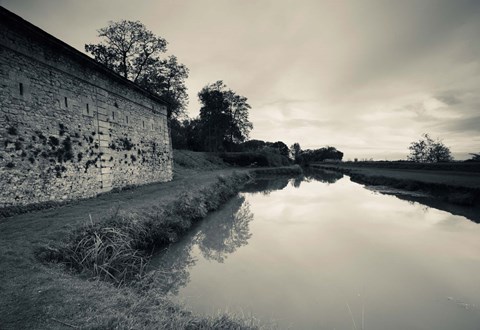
37;172;252;285
219;151;290;167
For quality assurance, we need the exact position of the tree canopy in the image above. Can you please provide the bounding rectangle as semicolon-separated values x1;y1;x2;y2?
198;81;253;152
85;20;189;119
297;146;344;164
407;133;453;162
240;140;289;157
467;153;480;162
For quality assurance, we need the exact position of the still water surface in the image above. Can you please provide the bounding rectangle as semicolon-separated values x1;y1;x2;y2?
151;171;480;329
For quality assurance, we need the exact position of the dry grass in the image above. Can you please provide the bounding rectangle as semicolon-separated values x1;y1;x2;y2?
30;171;264;329
1;168;270;329
37;171;252;286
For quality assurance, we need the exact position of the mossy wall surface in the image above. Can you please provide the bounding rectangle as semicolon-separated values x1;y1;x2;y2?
0;13;173;208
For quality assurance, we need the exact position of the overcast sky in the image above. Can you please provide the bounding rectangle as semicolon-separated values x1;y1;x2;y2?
2;0;479;160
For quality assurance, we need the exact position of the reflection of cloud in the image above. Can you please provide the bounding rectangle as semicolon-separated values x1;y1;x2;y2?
242;177;290;195
146;241;197;295
197;197;253;263
149;196;254;294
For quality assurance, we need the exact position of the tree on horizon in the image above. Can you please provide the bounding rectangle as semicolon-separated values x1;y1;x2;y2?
407;133;453;162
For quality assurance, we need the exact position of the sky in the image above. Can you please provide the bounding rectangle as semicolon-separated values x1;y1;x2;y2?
2;0;479;160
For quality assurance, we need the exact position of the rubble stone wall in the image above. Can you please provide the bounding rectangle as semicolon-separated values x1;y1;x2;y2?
0;11;173;208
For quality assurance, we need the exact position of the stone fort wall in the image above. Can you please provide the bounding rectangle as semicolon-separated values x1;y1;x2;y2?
0;7;173;209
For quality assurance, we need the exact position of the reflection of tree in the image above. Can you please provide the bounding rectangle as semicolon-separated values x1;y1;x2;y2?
241;178;290;195
147;237;197;295
148;196;254;294
241;169;344;192
292;169;344;188
196;196;253;263
292;176;303;188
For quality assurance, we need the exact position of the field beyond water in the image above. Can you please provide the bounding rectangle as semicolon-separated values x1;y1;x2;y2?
0;150;293;329
312;162;480;219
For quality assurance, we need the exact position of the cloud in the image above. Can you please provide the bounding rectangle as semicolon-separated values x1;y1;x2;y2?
3;0;480;159
435;116;480;134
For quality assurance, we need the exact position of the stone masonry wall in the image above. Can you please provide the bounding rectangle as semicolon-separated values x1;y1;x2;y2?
0;13;173;208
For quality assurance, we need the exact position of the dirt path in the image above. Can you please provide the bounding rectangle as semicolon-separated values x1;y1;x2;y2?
1;169;246;241
0;168;247;329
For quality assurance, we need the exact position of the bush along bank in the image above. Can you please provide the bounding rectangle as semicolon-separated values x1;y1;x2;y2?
318;165;480;207
249;164;303;176
348;172;480;206
36;171;252;285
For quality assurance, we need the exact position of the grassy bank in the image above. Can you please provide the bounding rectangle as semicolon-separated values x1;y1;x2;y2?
28;171;268;329
313;163;480;206
37;171;252;285
0;150;227;219
325;160;480;173
0;149;281;329
1;150;304;329
218;151;291;167
249;164;303;176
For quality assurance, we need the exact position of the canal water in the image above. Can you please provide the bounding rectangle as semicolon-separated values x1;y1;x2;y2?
150;170;480;329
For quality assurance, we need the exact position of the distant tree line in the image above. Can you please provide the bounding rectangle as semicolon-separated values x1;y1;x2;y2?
290;143;343;164
468;153;480;162
86;20;345;165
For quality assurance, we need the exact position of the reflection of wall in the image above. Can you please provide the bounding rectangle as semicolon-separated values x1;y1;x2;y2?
0;8;173;208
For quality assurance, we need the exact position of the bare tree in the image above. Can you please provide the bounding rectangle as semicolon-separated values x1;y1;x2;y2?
85;21;189;119
85;20;167;82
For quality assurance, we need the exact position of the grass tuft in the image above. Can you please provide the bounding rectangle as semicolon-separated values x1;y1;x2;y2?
37;172;252;285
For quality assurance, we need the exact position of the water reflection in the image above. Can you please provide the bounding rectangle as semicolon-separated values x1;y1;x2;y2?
150;170;347;295
292;168;344;187
151;173;480;329
197;197;253;262
241;177;290;195
149;195;253;294
366;185;480;223
242;168;344;194
146;240;196;295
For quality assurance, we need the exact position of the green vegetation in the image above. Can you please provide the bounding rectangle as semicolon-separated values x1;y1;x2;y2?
249;164;303;176
173;149;226;170
85;20;189;119
468;153;480;162
1;164;273;329
408;133;453;162
325;160;480;173
290;143;344;165
314;163;480;208
37;172;252;284
219;151;291;167
197;81;253;151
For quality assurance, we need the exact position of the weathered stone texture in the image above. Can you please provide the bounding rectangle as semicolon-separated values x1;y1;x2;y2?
0;9;173;208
